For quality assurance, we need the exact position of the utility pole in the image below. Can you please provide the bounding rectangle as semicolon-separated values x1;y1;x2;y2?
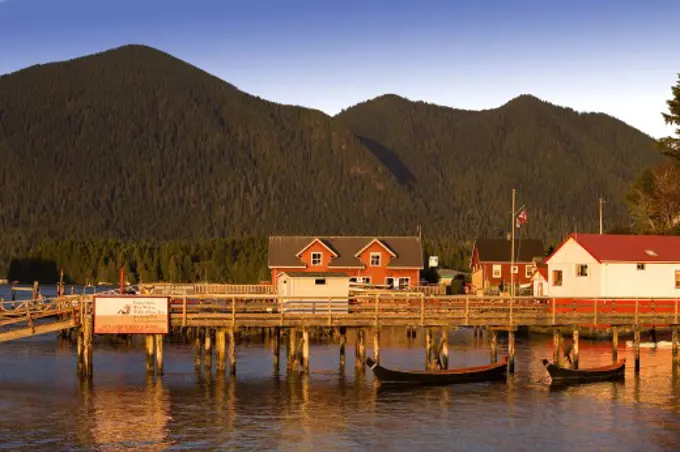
510;188;516;297
599;198;605;235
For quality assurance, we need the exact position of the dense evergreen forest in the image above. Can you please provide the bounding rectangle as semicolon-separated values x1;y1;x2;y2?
0;45;661;282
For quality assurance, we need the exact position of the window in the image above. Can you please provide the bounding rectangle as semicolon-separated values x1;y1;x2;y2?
525;265;534;278
349;277;357;283
399;277;411;288
552;270;563;286
637;263;646;271
492;265;502;278
357;277;371;284
314;278;326;286
370;252;381;267
385;277;395;288
676;271;680;289
576;265;588;277
311;252;322;266
511;265;518;274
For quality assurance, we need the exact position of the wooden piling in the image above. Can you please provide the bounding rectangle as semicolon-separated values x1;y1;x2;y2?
288;328;297;371
553;330;560;364
634;329;641;374
155;334;164;376
572;329;579;370
425;328;433;369
194;329;203;369
82;312;93;378
229;329;237;376
356;329;365;370
273;327;280;372
490;330;498;363
672;328;679;366
145;334;155;375
508;330;515;374
440;329;449;369
373;329;381;365
76;327;84;376
339;327;347;370
302;328;310;374
612;327;619;363
204;328;213;370
216;329;227;371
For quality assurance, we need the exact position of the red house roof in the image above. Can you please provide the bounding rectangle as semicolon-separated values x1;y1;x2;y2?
546;233;680;263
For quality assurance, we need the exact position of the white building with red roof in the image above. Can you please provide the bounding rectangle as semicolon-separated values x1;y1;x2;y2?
545;233;680;298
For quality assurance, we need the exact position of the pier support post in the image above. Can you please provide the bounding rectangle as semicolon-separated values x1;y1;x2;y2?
373;330;381;365
508;330;516;374
204;328;213;371
612;327;619;363
194;328;203;369
76;327;84;376
634;329;641;374
229;329;237;376
339;327;347;371
425;328;433;369
672;328;679;366
216;329;227;372
288;328;298;371
572;329;579;370
145;334;155;375
155;334;164;376
356;329;365;371
490;330;498;363
440;329;449;369
82;311;94;378
553;330;560;365
273;327;280;372
302;328;310;374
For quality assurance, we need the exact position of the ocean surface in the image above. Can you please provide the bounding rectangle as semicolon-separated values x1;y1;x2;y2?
1;286;679;451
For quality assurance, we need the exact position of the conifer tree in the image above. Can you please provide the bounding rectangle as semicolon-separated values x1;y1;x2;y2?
659;74;680;160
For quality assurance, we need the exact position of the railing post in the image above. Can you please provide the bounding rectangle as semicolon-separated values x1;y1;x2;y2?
551;298;556;326
328;297;332;326
509;297;514;326
634;298;639;326
464;296;469;325
420;293;425;326
231;296;236;328
676;298;679;324
374;293;379;327
593;299;598;325
182;295;187;327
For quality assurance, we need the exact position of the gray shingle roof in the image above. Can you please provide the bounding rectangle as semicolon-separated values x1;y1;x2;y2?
268;236;423;269
473;239;545;263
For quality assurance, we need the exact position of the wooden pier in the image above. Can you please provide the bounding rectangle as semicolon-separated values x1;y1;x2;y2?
1;286;680;378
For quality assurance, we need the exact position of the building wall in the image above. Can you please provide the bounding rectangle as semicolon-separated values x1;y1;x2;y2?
278;275;350;298
270;240;420;286
481;262;535;286
546;238;601;297
602;263;680;298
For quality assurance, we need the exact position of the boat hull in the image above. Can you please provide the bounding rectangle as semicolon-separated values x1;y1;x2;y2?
365;358;508;385
542;359;626;383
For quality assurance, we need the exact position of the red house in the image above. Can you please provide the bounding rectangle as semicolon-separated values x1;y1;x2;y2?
268;236;423;287
470;238;545;294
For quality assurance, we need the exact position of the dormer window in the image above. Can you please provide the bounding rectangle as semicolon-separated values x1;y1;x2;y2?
370;252;381;267
311;252;322;266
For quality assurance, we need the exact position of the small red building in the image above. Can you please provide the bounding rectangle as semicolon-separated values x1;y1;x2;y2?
470;238;545;294
268;236;423;287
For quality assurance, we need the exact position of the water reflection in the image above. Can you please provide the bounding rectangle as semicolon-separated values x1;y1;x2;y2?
1;327;680;449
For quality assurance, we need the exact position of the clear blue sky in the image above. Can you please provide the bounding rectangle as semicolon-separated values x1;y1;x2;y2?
1;0;678;137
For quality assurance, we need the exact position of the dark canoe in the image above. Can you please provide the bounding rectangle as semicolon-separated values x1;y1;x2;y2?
541;359;626;383
365;357;508;385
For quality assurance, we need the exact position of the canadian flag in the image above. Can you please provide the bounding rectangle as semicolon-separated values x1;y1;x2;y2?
516;208;528;228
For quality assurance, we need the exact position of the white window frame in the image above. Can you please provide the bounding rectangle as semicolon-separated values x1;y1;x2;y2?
311;252;322;267
398;277;411;288
552;270;563;286
492;265;502;278
370;252;382;267
385;277;395;288
525;265;533;278
511;265;519;274
576;264;588;277
357;276;372;284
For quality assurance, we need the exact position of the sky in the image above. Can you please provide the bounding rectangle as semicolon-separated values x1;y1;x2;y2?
1;0;679;137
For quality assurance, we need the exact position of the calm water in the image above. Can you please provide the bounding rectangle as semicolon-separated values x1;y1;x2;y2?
1;287;680;450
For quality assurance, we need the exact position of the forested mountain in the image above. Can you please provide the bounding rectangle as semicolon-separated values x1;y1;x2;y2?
335;94;661;240
0;45;661;281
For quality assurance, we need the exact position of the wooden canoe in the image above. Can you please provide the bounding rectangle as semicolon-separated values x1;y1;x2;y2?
541;359;626;384
365;357;508;385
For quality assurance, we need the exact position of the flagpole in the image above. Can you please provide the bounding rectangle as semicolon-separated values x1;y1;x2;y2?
511;188;516;297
